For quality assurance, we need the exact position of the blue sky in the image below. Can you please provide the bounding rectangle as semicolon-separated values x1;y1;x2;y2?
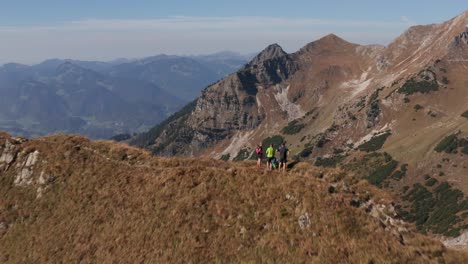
1;1;466;64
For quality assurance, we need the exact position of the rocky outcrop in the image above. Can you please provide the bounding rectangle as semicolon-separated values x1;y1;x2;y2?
365;89;383;129
366;101;380;128
36;171;56;198
452;27;468;46
298;212;311;230
443;232;468;249
0;134;57;200
13;150;40;186
0;140;16;170
245;44;299;87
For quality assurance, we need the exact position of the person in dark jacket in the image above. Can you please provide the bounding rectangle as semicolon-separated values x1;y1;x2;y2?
277;143;290;173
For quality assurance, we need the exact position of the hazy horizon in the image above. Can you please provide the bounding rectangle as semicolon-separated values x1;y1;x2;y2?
0;50;256;67
1;1;466;64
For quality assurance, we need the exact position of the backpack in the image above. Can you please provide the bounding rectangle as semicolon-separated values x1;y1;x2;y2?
255;146;262;154
272;157;278;169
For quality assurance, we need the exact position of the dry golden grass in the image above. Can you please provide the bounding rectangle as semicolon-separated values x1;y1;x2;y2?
0;133;467;263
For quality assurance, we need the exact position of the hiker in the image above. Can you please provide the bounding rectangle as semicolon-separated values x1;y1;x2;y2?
266;143;275;171
277;143;290;173
255;143;263;168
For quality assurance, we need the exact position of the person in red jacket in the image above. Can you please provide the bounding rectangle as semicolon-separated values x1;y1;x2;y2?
255;143;263;168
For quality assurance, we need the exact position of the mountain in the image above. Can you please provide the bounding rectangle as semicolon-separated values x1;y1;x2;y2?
0;61;183;139
1;132;467;262
105;52;249;101
0;52;248;139
131;11;468;238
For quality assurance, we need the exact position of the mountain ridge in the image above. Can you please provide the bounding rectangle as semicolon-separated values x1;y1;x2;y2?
130;11;468;238
1;132;467;262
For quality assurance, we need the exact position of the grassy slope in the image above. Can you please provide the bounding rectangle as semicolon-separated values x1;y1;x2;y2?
0;133;467;263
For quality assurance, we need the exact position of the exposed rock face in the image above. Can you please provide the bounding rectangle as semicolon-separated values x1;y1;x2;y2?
366;101;380;128
0;133;52;194
14;150;39;186
298;212;311;230
376;55;391;71
132;44;299;156
452;27;468;46
0;133;62;202
0;140;16;169
246;44;299;86
443;232;468;249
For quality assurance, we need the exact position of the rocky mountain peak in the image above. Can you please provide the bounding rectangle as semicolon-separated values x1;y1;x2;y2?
299;33;355;54
315;33;354;47
250;43;287;65
320;33;346;42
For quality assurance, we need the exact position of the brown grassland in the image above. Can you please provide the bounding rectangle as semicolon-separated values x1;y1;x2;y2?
0;132;467;263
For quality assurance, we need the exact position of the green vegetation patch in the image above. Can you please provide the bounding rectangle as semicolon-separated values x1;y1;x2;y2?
441;76;449;85
425;177;438;187
344;152;398;188
434;134;468;154
434;134;457;153
315;155;345;168
220;153;230;161
233;148;252;161
262;135;284;148
397;78;439;95
393;163;408;180
399;182;468;236
364;160;398;187
358;132;391;152
299;146;313;158
391;170;405;180
315;133;329;148
462;111;468;119
281;120;305;135
414;104;423;111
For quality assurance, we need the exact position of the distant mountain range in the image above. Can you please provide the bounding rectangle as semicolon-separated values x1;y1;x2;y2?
106;51;249;101
0;51;250;138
